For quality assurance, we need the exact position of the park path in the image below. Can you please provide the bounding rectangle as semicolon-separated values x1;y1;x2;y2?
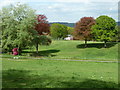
4;57;118;63
29;58;118;63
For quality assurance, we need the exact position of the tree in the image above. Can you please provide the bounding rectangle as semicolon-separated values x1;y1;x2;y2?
74;17;95;47
34;15;51;53
35;15;50;35
1;3;37;54
91;15;117;48
32;35;51;53
50;23;68;39
67;26;74;36
111;25;119;42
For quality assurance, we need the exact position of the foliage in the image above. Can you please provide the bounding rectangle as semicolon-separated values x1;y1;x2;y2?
32;35;51;46
74;17;95;47
35;15;50;35
118;26;120;41
1;3;37;53
50;23;68;39
111;25;119;42
67;26;74;35
39;35;52;45
91;15;117;47
34;14;51;53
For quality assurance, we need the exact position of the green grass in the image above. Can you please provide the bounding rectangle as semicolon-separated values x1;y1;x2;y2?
2;58;118;88
19;40;118;61
2;40;118;61
2;40;119;88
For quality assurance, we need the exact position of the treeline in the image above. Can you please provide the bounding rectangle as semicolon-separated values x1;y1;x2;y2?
50;16;118;48
49;22;75;27
1;4;51;54
50;22;120;27
0;3;119;54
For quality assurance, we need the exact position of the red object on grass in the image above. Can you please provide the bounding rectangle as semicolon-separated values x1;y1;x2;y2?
12;48;18;55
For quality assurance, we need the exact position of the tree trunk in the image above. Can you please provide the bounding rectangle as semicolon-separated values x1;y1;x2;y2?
8;45;11;55
18;47;22;55
85;39;87;48
8;47;10;55
104;40;107;48
36;43;38;53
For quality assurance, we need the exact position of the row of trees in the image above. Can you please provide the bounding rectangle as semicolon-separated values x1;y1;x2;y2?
1;4;51;54
50;23;74;39
1;3;118;55
74;16;117;48
50;16;118;48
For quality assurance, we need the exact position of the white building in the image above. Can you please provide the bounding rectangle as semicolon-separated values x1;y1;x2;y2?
64;35;73;40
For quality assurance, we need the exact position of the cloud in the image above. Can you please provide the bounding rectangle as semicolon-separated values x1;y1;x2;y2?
32;2;118;22
0;0;27;8
51;0;119;2
0;0;118;22
109;3;118;11
0;0;15;8
28;0;119;3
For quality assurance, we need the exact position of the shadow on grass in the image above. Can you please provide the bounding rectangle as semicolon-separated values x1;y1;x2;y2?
76;42;118;49
2;69;119;89
22;49;60;57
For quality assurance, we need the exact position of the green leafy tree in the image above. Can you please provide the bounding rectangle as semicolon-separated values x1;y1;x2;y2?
1;3;37;54
111;25;119;42
32;35;51;53
118;26;120;42
91;15;117;48
50;23;68;39
67;26;74;35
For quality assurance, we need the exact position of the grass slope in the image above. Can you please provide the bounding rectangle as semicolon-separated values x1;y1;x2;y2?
2;58;118;88
21;40;118;61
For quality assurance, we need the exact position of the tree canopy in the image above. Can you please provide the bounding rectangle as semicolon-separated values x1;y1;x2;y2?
74;17;95;47
50;23;68;39
91;15;117;47
67;26;74;36
35;15;50;35
1;3;37;53
34;14;51;53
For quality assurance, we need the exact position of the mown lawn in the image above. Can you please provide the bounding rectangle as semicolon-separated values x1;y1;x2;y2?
2;40;118;88
2;40;118;61
20;40;118;61
2;58;118;88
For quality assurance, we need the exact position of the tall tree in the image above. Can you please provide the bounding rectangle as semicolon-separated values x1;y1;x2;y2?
91;15;117;48
50;23;68;39
34;15;51;53
67;26;74;36
74;17;95;47
1;3;37;54
35;15;50;35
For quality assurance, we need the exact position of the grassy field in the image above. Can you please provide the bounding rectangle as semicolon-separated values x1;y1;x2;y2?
3;40;118;61
2;58;118;88
2;40;119;88
18;40;118;61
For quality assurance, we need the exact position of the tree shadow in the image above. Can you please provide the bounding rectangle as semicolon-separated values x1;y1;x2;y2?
76;42;118;49
61;79;118;89
2;69;119;89
22;49;60;57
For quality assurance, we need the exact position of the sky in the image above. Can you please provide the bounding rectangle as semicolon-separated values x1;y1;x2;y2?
0;0;119;23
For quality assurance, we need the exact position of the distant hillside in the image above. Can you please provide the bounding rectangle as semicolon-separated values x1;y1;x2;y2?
49;22;120;27
49;22;75;27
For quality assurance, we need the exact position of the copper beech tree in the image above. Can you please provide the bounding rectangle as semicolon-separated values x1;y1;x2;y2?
35;15;50;35
34;15;51;53
74;17;95;47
